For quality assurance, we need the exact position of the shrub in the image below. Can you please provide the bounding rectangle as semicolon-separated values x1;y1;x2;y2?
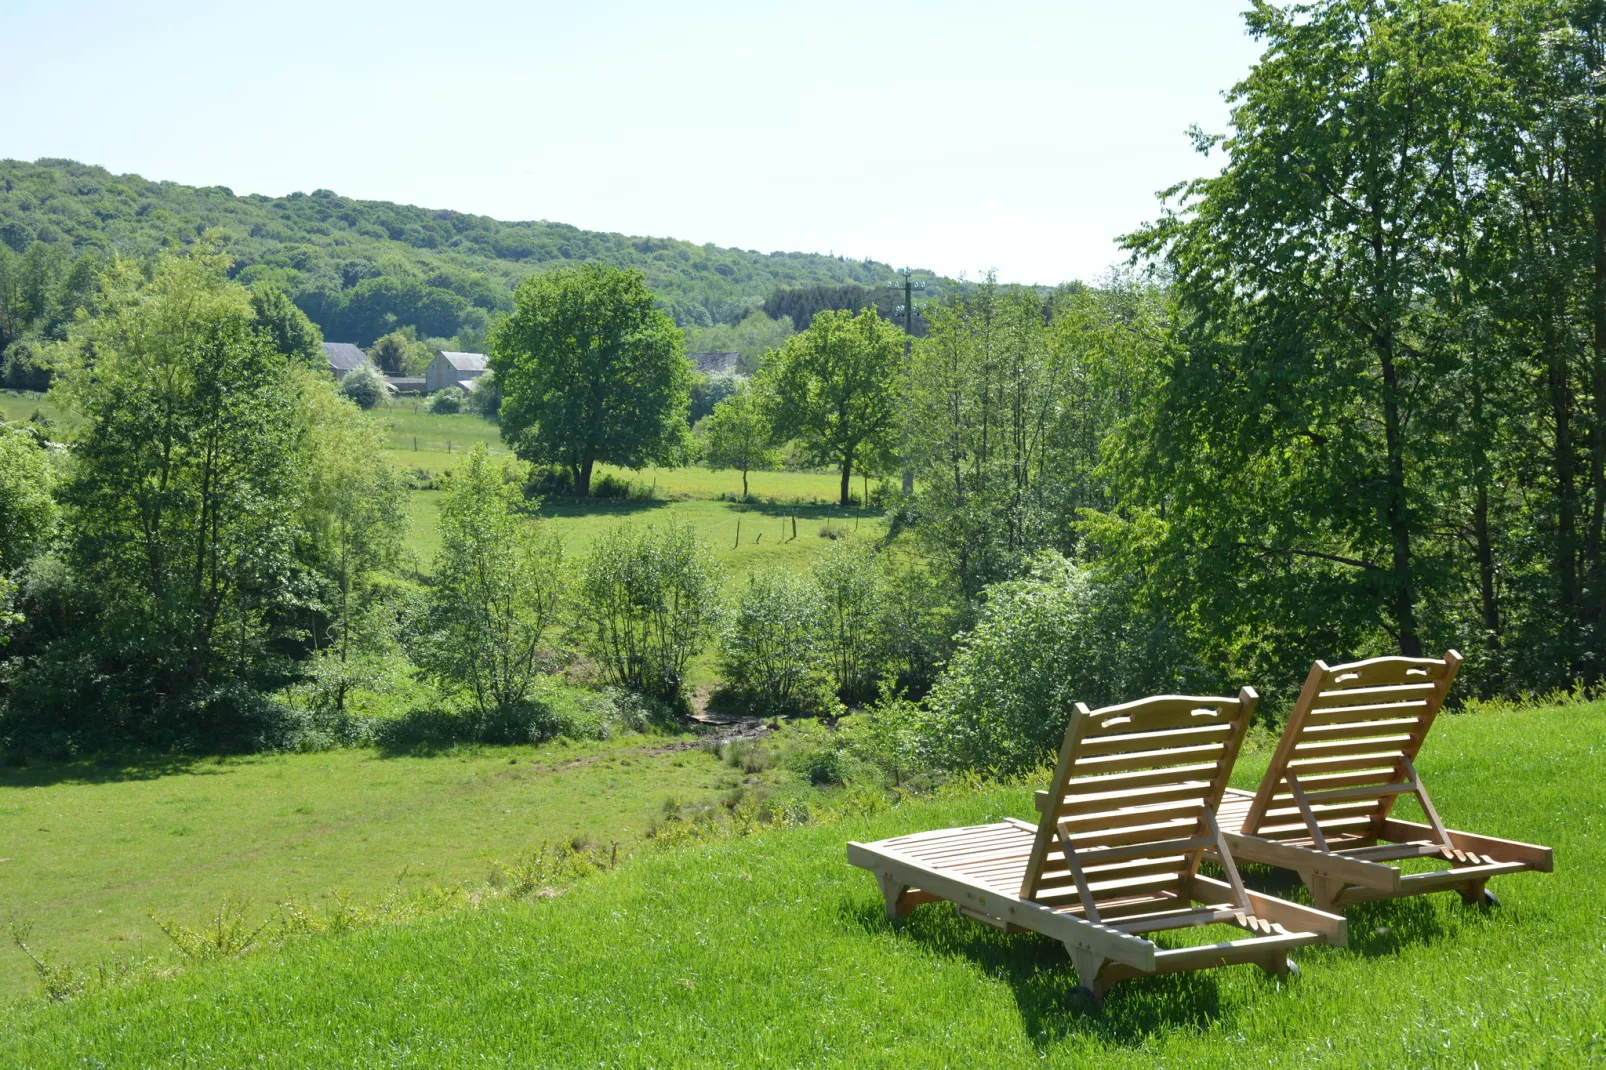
919;553;1202;776
810;538;885;704
717;569;834;715
339;364;387;409
429;386;464;414
465;369;502;419
418;445;568;717
577;521;722;700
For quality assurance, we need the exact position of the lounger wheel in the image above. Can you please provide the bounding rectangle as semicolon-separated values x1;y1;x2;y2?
1284;957;1300;978
1479;889;1500;910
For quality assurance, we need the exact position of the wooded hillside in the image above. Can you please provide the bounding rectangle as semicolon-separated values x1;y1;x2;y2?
0;158;947;343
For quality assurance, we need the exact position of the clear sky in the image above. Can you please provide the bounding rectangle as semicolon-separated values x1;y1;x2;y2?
0;1;1263;286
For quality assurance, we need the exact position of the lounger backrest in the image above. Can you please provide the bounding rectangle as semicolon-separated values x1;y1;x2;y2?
1241;652;1463;841
1020;690;1255;909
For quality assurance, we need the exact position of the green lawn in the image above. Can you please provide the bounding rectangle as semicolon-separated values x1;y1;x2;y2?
0;389;71;430
4;702;1601;1066
0;734;799;1002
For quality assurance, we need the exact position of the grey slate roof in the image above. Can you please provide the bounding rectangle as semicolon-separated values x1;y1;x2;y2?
440;351;488;372
322;342;368;372
688;351;741;375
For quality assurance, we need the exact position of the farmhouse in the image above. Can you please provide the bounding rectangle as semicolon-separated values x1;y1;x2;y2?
321;342;370;380
688;351;741;376
425;351;488;393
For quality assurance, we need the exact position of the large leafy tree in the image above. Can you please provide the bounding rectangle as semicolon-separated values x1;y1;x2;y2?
492;263;691;496
54;247;305;724
1126;0;1494;661
249;285;324;368
759;306;903;507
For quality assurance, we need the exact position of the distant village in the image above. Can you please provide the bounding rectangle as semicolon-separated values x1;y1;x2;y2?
320;341;742;396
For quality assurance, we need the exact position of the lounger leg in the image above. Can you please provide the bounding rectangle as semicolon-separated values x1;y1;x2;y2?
1066;947;1111;1006
1457;880;1493;908
875;873;914;924
1300;871;1345;913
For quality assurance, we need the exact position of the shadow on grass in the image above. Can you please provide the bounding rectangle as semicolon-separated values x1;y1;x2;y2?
535;498;676;520
840;900;1231;1051
1230;862;1451;956
725;500;884;522
0;752;224;788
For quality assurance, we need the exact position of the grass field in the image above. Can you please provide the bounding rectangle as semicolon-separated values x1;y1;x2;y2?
4;702;1601;1065
0;732;805;1002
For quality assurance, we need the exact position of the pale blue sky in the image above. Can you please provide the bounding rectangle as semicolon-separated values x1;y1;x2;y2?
0;1;1263;285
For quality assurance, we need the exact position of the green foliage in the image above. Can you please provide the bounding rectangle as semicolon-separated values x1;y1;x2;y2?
684;309;795;373
338;363;387;409
577;521;722;699
0;422;56;575
759;306;904;507
43;246;305;740
368;330;432;377
420;445;567;718
0;159;933;342
702;382;778;499
810;537;886;703
688;370;742;423
428;386;465;415
920;555;1199;776
493;263;691;497
717;569;834;715
248;285;323;367
463;368;501;419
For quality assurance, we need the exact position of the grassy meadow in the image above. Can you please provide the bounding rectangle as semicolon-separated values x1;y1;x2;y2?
3;701;1601;1066
0;732;807;1002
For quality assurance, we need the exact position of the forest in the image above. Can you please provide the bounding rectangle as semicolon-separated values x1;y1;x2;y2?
0;158;951;345
0;0;1603;767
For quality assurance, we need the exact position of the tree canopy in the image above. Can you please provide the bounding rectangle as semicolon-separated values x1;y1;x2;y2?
759;306;904;507
492;263;691;496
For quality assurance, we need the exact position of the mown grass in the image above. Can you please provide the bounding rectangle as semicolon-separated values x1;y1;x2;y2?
5;702;1601;1066
0;734;799;1002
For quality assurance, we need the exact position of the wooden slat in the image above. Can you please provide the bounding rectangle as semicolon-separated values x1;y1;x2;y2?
1309;682;1438;709
1056;780;1215;817
1058;800;1207;835
1073;742;1227;775
1298;717;1423;742
1075;722;1234;757
1298;780;1415;805
1081;696;1241;736
1284;752;1404;777
1292;734;1414;760
1075;835;1215;867
1321;656;1450;689
1064;817;1203;850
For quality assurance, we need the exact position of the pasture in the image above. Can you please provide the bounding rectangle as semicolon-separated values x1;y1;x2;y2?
3;700;1600;1065
0;732;801;1002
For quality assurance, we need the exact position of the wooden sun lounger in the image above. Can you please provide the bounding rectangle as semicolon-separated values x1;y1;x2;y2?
847;689;1346;1004
1213;652;1553;913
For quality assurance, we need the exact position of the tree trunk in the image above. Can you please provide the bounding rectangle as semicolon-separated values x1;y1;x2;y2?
741;468;749;500
839;452;853;508
578;455;595;498
1378;338;1422;658
1586;199;1606;686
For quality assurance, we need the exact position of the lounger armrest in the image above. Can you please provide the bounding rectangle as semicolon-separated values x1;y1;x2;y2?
1192;874;1348;946
1378;820;1554;872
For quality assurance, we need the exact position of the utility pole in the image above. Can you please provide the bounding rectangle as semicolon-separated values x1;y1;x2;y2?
890;268;925;496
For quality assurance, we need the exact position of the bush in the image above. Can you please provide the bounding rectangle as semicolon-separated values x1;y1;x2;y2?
465;370;501;419
919;553;1203;776
428;387;464;414
577;521;722;700
717;569;835;715
339;364;387;409
810;539;885;704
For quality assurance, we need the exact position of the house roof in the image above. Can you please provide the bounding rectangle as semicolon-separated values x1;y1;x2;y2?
385;377;425;391
688;351;741;376
322;342;368;371
440;351;488;372
457;378;480;392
